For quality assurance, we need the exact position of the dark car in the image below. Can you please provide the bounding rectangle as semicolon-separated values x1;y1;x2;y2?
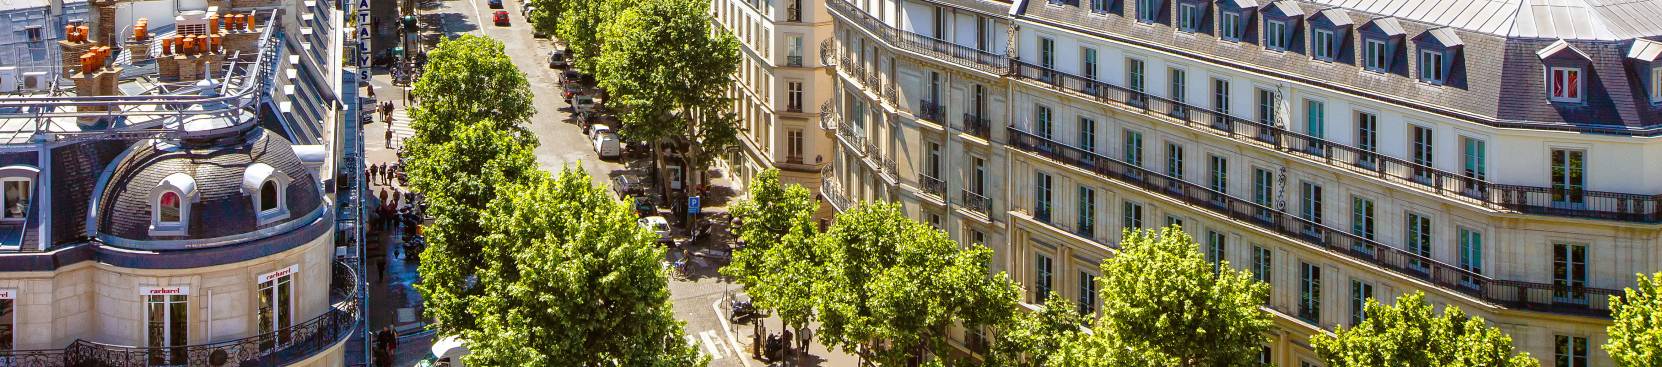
492;10;509;26
611;176;641;198
487;0;502;8
548;50;567;69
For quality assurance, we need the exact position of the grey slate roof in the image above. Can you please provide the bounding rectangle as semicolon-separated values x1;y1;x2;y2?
1014;0;1662;132
95;128;322;243
1306;0;1662;40
52;140;130;245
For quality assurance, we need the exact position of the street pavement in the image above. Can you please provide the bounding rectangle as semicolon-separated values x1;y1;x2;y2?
371;0;862;365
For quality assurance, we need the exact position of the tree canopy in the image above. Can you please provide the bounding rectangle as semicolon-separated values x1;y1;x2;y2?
407;35;534;146
1053;227;1271;367
461;167;706;367
1606;272;1662;366
722;169;820;330
986;295;1089;367
811;203;1021;366
596;0;740;188
1312;292;1537;367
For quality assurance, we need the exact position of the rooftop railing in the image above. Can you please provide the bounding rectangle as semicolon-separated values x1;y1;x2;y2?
1010;60;1662;224
825;0;1007;74
0;10;284;146
1008;126;1619;317
0;261;361;366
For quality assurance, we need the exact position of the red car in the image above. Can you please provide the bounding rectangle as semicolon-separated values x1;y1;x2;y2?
492;11;509;26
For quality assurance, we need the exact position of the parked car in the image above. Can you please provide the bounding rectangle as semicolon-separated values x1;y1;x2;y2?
589;123;612;137
594;131;621;159
548;50;566;69
521;4;533;15
487;0;502;8
611;175;642;198
638;216;672;243
492;11;509;26
572;95;597;114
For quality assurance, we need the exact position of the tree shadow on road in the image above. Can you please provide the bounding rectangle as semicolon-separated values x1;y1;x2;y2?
433;13;478;34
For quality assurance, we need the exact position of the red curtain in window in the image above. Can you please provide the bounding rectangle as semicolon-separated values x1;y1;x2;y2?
1567;70;1578;99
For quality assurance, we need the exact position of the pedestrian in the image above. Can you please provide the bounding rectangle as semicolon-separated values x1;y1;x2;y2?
798;326;813;352
780;328;794;358
386;326;401;353
385;125;394;148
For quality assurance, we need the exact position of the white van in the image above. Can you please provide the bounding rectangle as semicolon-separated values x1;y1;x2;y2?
573;95;597;114
594;132;621;159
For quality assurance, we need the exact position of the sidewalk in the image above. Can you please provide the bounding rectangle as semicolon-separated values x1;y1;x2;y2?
360;67;438;366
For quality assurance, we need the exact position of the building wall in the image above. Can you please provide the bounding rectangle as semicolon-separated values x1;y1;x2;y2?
824;0;1661;365
0;225;334;350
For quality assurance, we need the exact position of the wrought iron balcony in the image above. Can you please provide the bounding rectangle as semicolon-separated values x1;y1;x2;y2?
961;189;992;216
961;113;992;139
786;102;804;113
821;176;854;212
1009;60;1662;224
824;0;1008;74
919;172;946;197
786;55;804;67
1007;126;1619;317
0;261;362;366
916;99;944;123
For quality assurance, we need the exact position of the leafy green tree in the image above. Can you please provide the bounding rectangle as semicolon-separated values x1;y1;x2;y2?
408;35;534;147
525;0;566;38
1607;272;1662;366
1312;292;1537;367
410;120;541;335
813;202;1021;366
463;166;706;367
556;0;629;71
596;0;739;193
986;295;1089;367
722;169;820;330
1054;227;1271;367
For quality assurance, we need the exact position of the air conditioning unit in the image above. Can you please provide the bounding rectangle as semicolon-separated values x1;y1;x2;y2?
0;67;16;93
177;10;208;35
21;72;48;91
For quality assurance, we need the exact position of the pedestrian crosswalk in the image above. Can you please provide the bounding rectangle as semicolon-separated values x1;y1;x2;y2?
380;109;416;149
685;329;728;360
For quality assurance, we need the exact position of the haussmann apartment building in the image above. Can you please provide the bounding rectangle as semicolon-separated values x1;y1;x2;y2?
815;0;1662;365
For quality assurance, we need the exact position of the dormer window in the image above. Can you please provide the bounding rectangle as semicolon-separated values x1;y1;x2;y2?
1549;67;1582;102
1265;20;1288;50
150;173;196;237
1651;68;1662;103
1221;12;1242;41
1136;0;1160;22
1178;3;1201;32
1312;29;1335;60
243;163;291;226
1364;39;1387;71
0;179;29;220
1419;50;1445;84
159;192;182;223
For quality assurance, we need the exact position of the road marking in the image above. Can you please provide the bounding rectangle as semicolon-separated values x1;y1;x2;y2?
699;330;724;359
466;0;483;35
711;299;753;367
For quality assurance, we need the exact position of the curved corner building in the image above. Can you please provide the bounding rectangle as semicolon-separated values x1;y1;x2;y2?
820;0;1662;365
0;0;361;364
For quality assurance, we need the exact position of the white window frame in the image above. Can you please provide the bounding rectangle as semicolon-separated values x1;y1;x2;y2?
1136;0;1158;22
0;178;29;221
143;290;189;365
258;265;297;351
1091;0;1110;14
1178;3;1200;32
1419;49;1446;85
1266;20;1287;50
1548;66;1584;103
1220;12;1241;41
1364;39;1387;72
150;173;196;237
245;164;293;226
1312;29;1335;60
1651;68;1662;103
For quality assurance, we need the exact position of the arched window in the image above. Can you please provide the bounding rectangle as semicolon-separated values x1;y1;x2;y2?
159;191;182;223
259;181;278;212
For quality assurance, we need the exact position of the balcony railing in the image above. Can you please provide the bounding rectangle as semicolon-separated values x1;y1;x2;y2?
820;99;839;130
822;175;854;212
917;99;944;123
786;102;804;113
920;172;946;197
787;3;802;22
786;55;804;67
824;0;1008;74
1009;60;1662;223
961;189;992;216
962;113;992;139
836;122;868;155
0;261;362;366
820;38;838;66
1007;126;1619;317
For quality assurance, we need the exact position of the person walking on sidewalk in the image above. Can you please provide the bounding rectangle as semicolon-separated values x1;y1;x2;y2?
797;325;813;353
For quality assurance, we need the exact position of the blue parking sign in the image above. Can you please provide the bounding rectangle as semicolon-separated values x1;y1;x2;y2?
688;196;701;216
